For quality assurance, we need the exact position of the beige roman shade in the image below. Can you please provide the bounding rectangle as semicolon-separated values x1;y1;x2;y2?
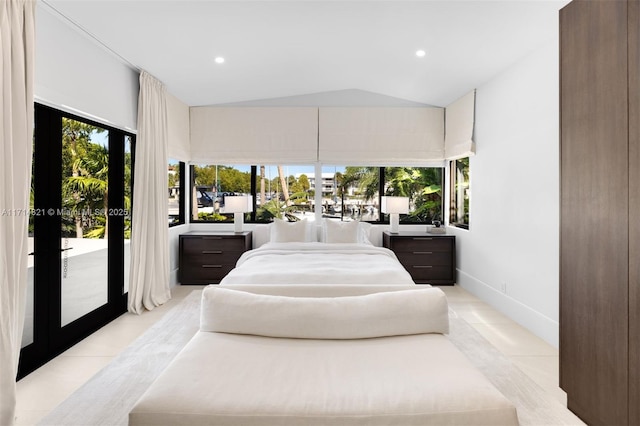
166;92;191;161
444;90;476;160
190;107;318;164
318;107;444;165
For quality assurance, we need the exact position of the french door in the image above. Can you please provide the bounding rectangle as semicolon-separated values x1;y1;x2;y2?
18;104;134;378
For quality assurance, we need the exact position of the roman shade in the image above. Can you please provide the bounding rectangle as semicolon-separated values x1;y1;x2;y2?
166;92;190;161
318;107;444;165
445;90;476;160
190;107;318;163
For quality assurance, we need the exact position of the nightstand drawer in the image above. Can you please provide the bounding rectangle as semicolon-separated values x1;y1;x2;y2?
181;250;244;265
181;253;241;268
406;264;454;282
181;237;246;254
180;264;236;284
390;237;453;253
395;251;452;267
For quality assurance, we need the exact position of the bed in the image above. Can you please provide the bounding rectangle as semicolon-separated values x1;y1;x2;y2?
220;219;414;286
129;285;519;425
220;242;414;285
129;220;519;425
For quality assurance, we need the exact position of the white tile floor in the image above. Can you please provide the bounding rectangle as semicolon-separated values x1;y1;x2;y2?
15;284;584;426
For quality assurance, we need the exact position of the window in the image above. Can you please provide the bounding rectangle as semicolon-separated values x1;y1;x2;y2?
450;157;470;229
190;164;253;222
168;159;184;226
384;167;443;224
256;165;314;222
189;164;444;225
323;166;444;224
324;166;380;221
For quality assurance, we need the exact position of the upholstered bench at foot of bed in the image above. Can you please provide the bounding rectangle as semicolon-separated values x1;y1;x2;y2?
129;286;518;426
129;331;517;426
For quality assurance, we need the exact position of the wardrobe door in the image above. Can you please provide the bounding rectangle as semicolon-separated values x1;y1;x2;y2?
560;1;629;424
629;1;640;424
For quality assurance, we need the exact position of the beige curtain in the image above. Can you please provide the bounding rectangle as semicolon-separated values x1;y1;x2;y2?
166;92;190;161
128;71;171;314
445;90;476;160
0;1;35;424
318;107;445;165
190;107;319;163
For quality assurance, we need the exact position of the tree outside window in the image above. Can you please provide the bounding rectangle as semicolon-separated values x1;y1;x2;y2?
450;157;470;229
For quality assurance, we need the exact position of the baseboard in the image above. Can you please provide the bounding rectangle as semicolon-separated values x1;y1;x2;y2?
169;268;179;288
456;269;559;348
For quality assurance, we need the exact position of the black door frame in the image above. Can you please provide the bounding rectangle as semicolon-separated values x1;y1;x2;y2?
18;103;134;379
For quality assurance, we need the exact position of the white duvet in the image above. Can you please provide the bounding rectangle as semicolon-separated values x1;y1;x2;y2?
219;242;415;285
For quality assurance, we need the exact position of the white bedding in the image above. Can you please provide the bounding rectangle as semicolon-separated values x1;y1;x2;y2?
219;242;414;285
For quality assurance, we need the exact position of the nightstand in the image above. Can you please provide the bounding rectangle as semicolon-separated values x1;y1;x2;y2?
382;231;456;285
179;231;252;284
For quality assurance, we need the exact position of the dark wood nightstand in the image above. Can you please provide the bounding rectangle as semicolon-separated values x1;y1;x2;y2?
382;231;456;285
179;231;252;284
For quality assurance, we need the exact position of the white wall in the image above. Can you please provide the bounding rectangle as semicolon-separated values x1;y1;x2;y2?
35;3;139;131
448;38;560;347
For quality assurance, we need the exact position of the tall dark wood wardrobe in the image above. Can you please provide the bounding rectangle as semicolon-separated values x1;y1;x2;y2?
560;1;639;425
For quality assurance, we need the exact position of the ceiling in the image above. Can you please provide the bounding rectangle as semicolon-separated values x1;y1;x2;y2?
42;0;570;108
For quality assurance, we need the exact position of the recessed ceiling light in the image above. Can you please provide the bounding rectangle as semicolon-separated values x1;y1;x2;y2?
416;50;426;58
214;57;225;64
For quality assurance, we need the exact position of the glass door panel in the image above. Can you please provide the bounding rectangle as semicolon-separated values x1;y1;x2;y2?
60;119;109;326
123;136;132;295
22;233;35;348
18;104;133;379
22;135;36;348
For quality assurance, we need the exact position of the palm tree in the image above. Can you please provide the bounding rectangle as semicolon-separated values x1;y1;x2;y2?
64;144;109;238
277;165;290;205
61;118;105;237
259;165;266;206
385;167;442;222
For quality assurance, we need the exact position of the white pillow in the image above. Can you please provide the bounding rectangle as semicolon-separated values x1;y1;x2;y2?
270;218;313;243
323;219;359;243
200;286;449;339
358;221;373;244
321;219;372;244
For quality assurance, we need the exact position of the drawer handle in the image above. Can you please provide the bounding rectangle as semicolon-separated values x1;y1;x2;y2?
202;250;222;254
412;237;433;240
203;237;223;240
413;251;433;255
202;265;222;268
413;265;433;269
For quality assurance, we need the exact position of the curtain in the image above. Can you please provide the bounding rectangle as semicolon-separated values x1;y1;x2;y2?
190;107;318;164
0;1;35;425
166;92;190;161
128;71;171;314
318;107;445;165
445;90;476;160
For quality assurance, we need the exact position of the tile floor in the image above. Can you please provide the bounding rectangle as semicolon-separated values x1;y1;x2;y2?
15;284;584;425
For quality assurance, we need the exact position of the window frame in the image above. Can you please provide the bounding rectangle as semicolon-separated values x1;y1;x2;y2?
188;164;445;225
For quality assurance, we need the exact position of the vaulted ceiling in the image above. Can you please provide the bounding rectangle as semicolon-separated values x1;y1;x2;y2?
43;0;570;107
